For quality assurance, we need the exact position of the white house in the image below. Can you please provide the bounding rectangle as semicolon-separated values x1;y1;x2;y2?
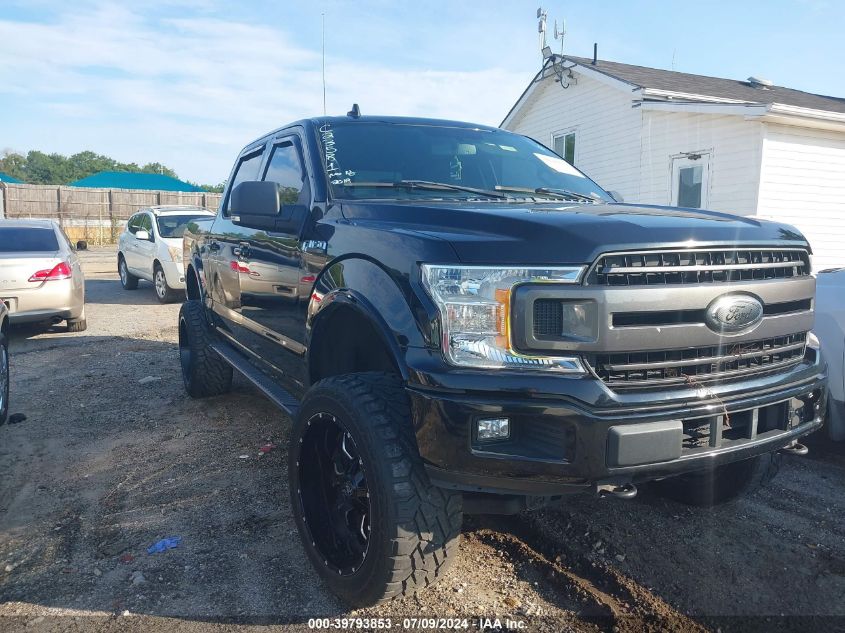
502;55;845;271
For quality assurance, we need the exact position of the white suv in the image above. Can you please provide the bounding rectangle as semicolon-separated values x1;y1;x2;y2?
117;206;215;303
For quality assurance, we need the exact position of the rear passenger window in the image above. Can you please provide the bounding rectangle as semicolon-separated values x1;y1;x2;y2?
0;228;60;253
127;214;140;234
225;149;264;214
263;141;308;206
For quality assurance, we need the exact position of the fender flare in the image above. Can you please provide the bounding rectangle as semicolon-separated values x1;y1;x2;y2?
307;256;426;382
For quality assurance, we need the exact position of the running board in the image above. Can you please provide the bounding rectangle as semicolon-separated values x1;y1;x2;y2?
210;342;301;417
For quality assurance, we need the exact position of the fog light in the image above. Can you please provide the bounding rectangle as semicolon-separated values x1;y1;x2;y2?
477;418;510;441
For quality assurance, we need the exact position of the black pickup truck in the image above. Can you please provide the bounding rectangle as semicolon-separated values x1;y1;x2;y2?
180;112;827;606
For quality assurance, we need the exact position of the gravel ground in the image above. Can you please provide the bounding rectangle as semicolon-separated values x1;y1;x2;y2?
1;247;843;632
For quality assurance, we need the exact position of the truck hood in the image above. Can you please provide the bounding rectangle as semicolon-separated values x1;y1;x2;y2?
340;201;810;264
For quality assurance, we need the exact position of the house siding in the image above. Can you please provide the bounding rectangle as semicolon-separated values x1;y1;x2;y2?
504;73;642;202
638;110;763;216
757;123;845;271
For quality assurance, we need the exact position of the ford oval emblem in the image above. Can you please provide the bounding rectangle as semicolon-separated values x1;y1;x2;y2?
705;294;764;333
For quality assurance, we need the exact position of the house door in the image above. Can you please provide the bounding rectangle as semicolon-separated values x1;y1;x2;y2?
671;152;710;209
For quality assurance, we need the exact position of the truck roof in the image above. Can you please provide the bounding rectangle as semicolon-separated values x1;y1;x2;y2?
242;115;502;153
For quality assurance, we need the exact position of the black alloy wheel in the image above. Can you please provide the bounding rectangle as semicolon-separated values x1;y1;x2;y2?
297;412;371;575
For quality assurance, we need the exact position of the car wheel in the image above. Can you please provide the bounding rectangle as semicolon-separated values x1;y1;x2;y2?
119;255;139;290
0;330;9;425
154;264;178;304
178;300;232;398
67;307;87;333
289;372;463;606
652;452;781;507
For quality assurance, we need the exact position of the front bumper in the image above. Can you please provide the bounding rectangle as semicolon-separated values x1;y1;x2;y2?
3;279;84;324
406;347;827;496
161;260;186;289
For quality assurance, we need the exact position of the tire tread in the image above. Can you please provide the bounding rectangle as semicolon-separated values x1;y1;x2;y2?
179;300;232;398
295;372;462;605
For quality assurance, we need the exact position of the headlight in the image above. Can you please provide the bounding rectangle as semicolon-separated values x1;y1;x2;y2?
421;264;586;372
167;246;183;262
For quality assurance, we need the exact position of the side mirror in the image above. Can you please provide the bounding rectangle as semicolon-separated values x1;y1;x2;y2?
75;240;88;251
232;180;309;234
135;229;151;241
231;181;281;217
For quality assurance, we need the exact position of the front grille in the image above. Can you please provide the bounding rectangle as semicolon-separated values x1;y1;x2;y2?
589;332;807;388
586;248;810;286
611;298;813;328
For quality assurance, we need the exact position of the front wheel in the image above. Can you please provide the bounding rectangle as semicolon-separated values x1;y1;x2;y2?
652;452;781;507
289;372;463;606
118;256;139;290
154;264;178;304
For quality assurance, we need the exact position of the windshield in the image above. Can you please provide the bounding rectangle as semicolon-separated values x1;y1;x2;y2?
317;121;611;202
0;227;59;252
155;214;211;239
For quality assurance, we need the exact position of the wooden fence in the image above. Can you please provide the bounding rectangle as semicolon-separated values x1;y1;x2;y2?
0;183;223;244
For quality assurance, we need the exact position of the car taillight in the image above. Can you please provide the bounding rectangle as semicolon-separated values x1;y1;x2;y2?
29;262;72;282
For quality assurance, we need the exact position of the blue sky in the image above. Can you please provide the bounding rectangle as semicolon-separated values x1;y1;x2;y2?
1;0;843;184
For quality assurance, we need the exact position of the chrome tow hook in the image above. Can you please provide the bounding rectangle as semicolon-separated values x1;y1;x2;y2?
596;482;638;499
780;441;809;456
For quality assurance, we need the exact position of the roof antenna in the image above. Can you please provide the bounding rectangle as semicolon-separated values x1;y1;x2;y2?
321;12;327;116
347;103;361;118
538;7;565;60
537;7;548;55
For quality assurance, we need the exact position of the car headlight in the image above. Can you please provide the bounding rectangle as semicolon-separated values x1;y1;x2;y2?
421;264;586;372
167;246;183;263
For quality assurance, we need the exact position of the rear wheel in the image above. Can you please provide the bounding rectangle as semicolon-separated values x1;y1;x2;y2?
118;255;138;290
289;372;463;606
154;264;178;304
652;452;781;507
0;331;9;425
67;307;87;332
178;300;232;398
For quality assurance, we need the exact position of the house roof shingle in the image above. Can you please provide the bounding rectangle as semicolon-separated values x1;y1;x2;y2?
563;56;845;114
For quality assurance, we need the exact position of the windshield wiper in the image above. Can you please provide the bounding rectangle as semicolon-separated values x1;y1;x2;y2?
494;185;597;202
340;180;507;199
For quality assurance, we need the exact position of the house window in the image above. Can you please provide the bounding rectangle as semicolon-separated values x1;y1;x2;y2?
552;131;576;166
671;152;711;209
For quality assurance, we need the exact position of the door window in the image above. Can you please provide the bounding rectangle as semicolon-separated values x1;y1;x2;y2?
552;131;576;165
127;214;140;234
137;214;153;239
225;149;265;214
263;141;308;207
671;153;711;209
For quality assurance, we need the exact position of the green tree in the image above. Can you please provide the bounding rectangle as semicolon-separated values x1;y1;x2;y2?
0;149;188;185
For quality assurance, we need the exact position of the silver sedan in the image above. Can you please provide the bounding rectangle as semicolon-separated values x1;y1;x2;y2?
0;219;86;331
0;300;8;424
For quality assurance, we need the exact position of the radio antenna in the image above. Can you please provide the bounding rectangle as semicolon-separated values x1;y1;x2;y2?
321;12;327;115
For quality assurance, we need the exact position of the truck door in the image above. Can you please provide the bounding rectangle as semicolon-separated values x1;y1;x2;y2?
236;135;311;390
206;146;264;328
